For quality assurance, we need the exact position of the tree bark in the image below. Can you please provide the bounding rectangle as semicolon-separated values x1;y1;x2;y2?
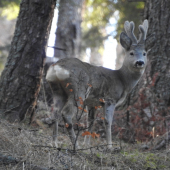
125;0;170;139
0;0;56;123
54;0;83;59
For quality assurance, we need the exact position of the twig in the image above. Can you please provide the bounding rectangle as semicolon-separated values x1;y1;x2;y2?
1;105;20;115
32;143;115;152
48;46;66;51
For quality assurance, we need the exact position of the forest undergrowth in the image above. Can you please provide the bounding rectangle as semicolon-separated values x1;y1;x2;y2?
0;101;170;170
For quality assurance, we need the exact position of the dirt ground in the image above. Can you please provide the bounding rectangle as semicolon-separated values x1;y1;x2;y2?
0;117;170;170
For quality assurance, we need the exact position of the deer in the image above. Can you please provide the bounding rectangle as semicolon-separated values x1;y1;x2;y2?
46;20;155;149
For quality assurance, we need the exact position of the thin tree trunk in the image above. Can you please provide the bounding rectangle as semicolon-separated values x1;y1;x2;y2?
0;0;56;123
54;0;83;59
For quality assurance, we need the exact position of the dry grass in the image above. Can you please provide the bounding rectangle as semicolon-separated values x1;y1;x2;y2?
0;119;170;170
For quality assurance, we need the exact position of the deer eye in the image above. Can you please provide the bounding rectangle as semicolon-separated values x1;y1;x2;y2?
143;52;146;56
130;52;134;56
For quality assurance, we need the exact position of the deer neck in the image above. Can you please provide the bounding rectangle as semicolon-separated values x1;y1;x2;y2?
118;64;144;93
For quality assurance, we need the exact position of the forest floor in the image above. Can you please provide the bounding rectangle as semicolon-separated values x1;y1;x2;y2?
0;119;170;170
0;104;170;170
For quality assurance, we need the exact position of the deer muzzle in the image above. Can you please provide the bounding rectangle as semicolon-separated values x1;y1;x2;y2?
134;61;145;68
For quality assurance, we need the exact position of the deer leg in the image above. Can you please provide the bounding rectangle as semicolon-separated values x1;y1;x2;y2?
103;101;115;149
61;99;79;148
85;107;95;145
52;94;67;148
53;120;58;147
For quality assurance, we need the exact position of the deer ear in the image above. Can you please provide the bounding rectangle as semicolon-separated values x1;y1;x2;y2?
120;32;132;50
145;34;156;51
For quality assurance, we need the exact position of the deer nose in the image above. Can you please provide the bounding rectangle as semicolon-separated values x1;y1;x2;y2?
135;61;145;68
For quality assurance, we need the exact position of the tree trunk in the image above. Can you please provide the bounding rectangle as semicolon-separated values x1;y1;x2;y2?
0;0;56;123
54;0;83;59
125;0;170;140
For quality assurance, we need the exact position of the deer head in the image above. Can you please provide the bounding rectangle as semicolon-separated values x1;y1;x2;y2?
120;20;154;75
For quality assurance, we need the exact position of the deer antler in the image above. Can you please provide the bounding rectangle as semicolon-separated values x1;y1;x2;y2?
138;20;148;45
124;21;138;45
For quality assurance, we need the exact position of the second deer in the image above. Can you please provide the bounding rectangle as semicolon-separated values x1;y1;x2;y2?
46;20;155;149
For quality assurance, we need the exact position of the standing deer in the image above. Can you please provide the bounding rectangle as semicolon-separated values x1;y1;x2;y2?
46;20;155;149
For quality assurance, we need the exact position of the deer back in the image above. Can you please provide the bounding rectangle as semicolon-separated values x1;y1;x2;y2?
46;20;155;107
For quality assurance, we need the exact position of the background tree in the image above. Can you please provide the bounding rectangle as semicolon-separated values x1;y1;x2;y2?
0;0;20;20
115;0;170;141
0;0;56;123
0;0;21;73
54;0;83;59
82;0;144;66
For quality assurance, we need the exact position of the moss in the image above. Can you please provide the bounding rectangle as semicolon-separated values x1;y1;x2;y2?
95;152;106;158
120;149;168;170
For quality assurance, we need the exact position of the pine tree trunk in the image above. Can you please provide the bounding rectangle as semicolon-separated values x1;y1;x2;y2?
54;0;83;59
126;0;170;139
0;0;56;123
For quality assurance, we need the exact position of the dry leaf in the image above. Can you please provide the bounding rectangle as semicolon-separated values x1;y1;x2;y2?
91;132;95;139
87;84;92;87
78;123;85;127
101;117;105;120
65;83;70;88
75;123;85;127
84;109;88;113
95;133;100;138
91;132;100;138
80;100;83;105
69;89;73;92
65;123;69;128
78;106;83;110
99;98;105;103
82;131;91;136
